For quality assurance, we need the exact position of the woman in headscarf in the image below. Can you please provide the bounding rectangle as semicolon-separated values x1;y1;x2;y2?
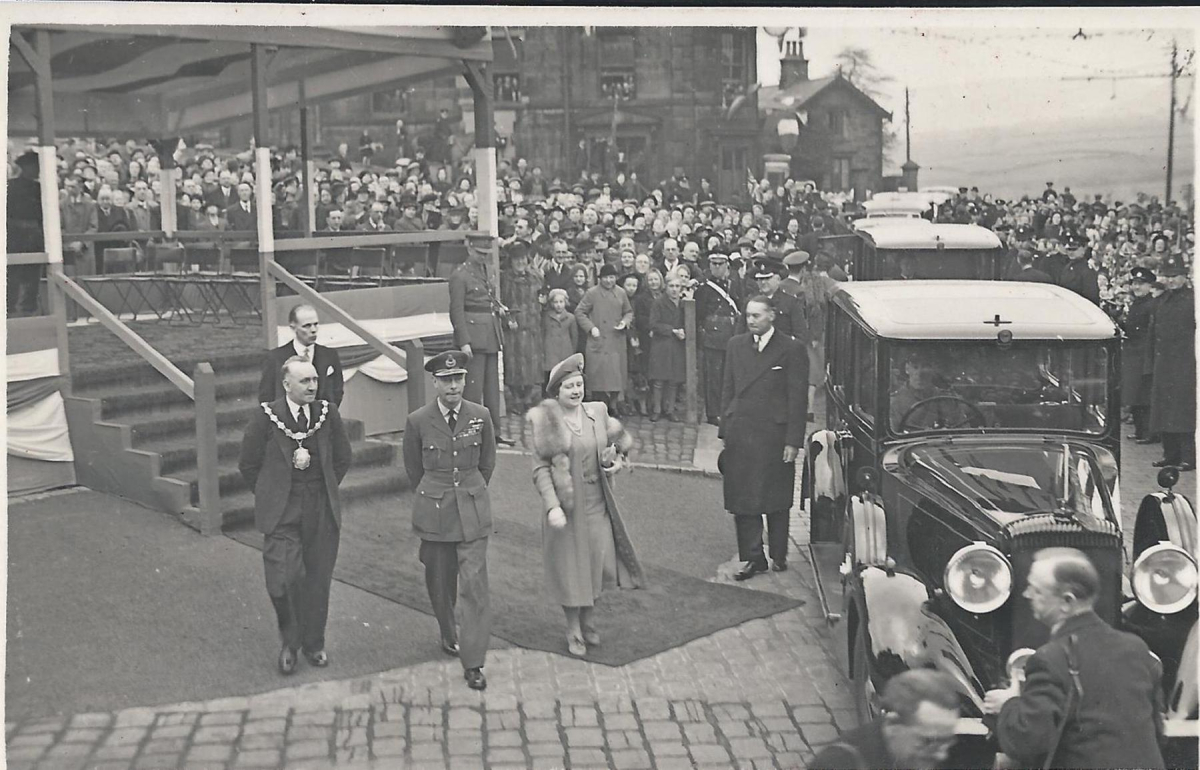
526;354;645;656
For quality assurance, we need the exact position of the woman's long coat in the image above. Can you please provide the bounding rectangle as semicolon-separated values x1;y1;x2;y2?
527;400;644;607
500;268;544;387
647;293;686;382
574;285;633;392
1149;287;1196;433
541;309;579;374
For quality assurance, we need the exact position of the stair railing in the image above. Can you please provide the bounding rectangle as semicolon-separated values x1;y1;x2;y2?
266;261;427;409
52;272;222;535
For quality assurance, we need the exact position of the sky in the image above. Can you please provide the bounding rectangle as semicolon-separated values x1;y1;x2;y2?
757;25;1193;134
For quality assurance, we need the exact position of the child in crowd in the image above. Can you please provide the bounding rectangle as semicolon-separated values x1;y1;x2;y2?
541;288;578;396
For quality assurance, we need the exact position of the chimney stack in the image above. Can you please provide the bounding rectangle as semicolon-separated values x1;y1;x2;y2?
779;38;809;90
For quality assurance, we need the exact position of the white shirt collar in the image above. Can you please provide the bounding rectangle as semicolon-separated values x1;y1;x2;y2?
285;397;308;423
755;326;775;352
292;340;313;359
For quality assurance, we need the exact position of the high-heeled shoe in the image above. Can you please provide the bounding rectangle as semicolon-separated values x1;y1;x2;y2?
566;634;587;657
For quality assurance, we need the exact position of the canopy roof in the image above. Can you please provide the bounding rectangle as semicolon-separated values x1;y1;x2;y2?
9;25;492;138
835;280;1117;340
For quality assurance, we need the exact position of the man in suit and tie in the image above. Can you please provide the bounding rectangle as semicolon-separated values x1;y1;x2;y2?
402;351;497;691
719;295;808;580
238;357;353;674
258;304;345;406
206;169;238;212
226;182;257;231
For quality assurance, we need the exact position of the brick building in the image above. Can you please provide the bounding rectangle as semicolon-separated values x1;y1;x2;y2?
759;39;892;199
239;28;761;204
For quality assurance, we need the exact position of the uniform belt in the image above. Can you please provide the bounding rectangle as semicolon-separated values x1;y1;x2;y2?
424;468;474;484
463;305;494;314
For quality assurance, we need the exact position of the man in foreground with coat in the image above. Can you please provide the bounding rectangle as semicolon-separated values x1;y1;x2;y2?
719;295;809;580
402;351;497;691
238;357;353;675
982;547;1165;769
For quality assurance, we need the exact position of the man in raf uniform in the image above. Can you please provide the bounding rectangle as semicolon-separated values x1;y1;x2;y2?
238;357;353;674
403;351;497;691
695;251;741;426
719;295;808;580
449;234;514;444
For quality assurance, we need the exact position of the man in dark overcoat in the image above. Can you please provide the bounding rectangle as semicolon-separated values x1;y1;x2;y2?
1148;256;1195;470
258;304;344;407
402;351;497;691
719;295;808;580
449;234;513;444
1057;239;1101;305
696;252;742;425
983;548;1165;769
1122;267;1157;443
238;357;353;674
8;150;44;316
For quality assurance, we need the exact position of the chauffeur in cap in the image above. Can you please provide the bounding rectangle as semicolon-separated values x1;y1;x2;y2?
449;234;515;445
402;351;497;690
238;356;353;675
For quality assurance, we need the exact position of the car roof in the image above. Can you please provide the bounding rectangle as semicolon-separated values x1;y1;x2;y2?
862;198;931;215
833;280;1119;340
862;222;1003;250
852;216;931;232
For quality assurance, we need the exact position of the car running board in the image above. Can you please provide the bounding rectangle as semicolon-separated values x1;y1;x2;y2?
808;541;845;623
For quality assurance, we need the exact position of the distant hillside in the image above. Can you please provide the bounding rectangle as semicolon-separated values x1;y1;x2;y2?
908;114;1194;203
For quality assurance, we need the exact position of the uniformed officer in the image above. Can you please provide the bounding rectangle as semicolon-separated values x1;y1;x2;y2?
402;351;497;690
448;233;515;445
1148;255;1196;471
742;255;808;344
1122;267;1157;443
695;252;742;425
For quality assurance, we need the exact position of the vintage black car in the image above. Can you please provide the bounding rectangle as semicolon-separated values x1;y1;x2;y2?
802;280;1197;760
849;220;1006;281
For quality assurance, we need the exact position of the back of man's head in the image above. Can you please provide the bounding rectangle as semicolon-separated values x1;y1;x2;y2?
881;669;960;724
1037;547;1100;606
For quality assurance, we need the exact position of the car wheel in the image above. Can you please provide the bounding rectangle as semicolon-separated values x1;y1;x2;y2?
852;615;881;724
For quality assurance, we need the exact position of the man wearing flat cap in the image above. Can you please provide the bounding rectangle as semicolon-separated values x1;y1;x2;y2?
1122;267;1157;444
449;234;514;444
402;351;497;690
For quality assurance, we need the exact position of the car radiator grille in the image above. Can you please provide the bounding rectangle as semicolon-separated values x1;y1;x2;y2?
1005;516;1123;652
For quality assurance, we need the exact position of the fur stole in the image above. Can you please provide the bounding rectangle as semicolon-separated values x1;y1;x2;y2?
525;399;633;514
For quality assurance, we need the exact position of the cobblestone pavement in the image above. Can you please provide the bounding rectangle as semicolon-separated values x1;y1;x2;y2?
6;458;854;770
499;412;701;469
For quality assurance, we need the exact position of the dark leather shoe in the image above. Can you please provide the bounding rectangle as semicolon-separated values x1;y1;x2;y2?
1179;463;1195;472
441;639;460;657
772;561;788;572
278;646;298;675
496;435;517;447
734;561;768;581
464;667;487;691
303;649;328;668
1137;437;1161;445
1153;459;1175;467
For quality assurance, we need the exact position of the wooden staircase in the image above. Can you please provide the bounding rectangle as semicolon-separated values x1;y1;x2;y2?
66;351;406;533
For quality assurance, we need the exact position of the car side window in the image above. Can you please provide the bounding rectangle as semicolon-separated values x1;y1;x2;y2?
830;309;853;403
850;327;876;425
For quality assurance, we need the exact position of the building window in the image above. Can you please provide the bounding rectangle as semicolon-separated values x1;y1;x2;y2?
494;73;522;104
599;30;636;100
832;158;851;191
719;31;748;108
371;88;410;115
827;109;850;138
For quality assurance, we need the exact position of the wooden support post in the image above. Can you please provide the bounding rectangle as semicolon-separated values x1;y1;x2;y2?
251;44;278;350
684;297;698;423
194;363;221;536
160;166;177;239
299;79;313;236
402;339;427;411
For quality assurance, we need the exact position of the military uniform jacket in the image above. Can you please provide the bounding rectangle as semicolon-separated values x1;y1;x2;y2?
449;262;503;354
995;611;1164;769
402;399;497;543
695;276;742;351
1148;287;1196;432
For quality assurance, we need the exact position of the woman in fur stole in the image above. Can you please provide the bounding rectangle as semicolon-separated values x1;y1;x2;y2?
526;353;645;656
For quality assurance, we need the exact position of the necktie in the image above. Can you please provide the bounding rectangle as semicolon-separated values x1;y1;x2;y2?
754;335;761;352
447;409;458;431
302;346;311;361
297;406;309;432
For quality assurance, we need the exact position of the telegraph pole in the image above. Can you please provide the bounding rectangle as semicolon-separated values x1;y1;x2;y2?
1167;38;1178;204
905;87;912;163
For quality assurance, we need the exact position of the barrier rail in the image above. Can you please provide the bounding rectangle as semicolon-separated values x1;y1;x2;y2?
52;271;222;535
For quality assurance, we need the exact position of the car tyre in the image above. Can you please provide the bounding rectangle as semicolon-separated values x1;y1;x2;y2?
852;614;881;725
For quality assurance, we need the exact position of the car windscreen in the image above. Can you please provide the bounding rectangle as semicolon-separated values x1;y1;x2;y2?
878;249;996;280
907;443;1114;524
889;341;1109;435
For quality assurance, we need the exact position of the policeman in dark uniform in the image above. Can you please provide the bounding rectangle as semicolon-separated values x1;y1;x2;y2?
1057;236;1101;305
402;351;497;690
1122;267;1157;442
695;251;742;426
742;255;808;344
448;234;515;444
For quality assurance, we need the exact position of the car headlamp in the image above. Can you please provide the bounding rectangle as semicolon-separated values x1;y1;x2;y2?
1132;543;1198;614
944;543;1013;613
